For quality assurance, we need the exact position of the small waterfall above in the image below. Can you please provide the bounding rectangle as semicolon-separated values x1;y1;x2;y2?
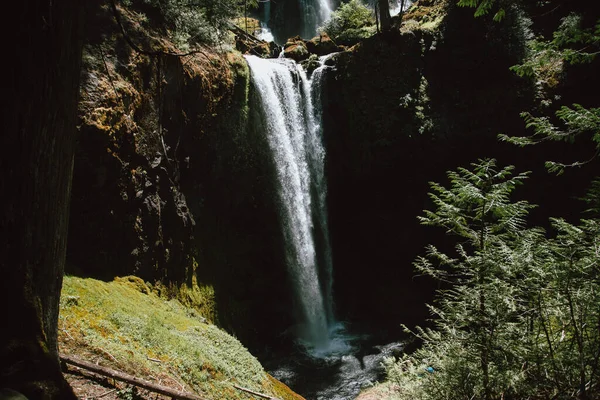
256;23;275;43
245;54;341;355
390;0;413;16
300;0;332;38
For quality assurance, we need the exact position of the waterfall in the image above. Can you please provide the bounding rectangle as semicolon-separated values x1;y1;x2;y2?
306;56;336;327
299;0;332;38
245;55;336;353
259;0;331;41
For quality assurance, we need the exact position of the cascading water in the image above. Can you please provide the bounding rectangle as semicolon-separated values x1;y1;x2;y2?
305;57;335;328
245;54;339;355
299;0;332;38
247;55;405;399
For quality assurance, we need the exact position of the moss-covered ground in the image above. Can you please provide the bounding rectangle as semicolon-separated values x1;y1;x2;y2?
59;275;303;400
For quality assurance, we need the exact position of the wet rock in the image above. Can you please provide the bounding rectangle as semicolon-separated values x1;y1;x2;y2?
301;54;321;75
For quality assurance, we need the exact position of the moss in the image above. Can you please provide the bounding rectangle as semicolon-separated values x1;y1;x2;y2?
59;276;304;400
114;275;150;294
266;374;306;400
400;0;448;34
227;51;250;108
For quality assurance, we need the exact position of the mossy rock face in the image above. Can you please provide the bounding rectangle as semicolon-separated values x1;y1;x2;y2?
333;26;377;46
68;0;296;349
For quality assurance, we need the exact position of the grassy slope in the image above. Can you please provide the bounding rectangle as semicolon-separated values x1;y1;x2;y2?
59;276;303;400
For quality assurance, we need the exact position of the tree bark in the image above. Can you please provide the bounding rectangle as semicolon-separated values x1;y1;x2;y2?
378;0;391;32
0;0;84;398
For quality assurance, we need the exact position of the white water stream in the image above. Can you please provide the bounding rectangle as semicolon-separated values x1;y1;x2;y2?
245;54;343;356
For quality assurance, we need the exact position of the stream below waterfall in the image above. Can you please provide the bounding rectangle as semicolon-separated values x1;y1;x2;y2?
260;324;404;400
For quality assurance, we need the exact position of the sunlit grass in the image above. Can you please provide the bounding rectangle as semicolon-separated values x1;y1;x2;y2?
59;275;302;400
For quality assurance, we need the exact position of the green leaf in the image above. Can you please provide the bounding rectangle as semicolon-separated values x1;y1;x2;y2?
492;8;505;22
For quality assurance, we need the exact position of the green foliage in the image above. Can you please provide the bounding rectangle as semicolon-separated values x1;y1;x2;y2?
499;105;600;174
510;14;600;89
384;160;600;399
321;0;376;45
409;159;536;399
581;178;600;217
529;217;600;397
503;14;600;174
129;0;239;46
457;0;505;22
417;159;532;245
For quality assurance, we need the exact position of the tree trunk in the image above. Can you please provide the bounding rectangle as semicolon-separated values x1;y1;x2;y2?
0;0;84;398
378;0;391;31
374;1;380;33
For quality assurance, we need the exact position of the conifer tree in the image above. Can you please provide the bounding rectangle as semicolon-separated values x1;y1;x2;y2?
385;160;600;399
388;159;539;399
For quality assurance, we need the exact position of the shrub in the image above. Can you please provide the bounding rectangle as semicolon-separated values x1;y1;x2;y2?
321;0;376;45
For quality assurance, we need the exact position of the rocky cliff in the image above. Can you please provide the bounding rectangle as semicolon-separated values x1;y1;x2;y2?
68;0;600;351
67;2;294;348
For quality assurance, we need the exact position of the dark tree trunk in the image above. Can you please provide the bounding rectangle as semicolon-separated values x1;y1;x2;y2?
0;0;84;398
378;0;391;31
374;1;380;33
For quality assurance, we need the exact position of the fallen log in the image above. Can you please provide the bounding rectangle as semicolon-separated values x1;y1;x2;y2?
228;23;265;45
60;354;206;400
233;384;281;400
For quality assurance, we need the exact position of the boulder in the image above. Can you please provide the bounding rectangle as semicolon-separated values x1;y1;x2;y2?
237;38;282;58
266;41;283;58
300;54;321;75
252;42;273;58
306;33;341;56
283;36;310;62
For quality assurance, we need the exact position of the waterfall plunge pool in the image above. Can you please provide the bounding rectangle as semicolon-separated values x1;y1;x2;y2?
259;322;404;400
